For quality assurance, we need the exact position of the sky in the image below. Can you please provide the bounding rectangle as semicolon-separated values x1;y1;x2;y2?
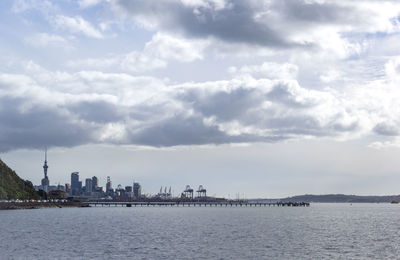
2;0;400;198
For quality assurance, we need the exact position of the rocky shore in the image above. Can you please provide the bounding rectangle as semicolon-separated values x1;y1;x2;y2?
0;201;87;210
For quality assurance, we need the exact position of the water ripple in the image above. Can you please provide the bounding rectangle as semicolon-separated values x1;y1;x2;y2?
0;204;400;259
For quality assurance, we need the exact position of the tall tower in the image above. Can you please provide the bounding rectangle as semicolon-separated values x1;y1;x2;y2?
41;147;50;192
43;147;48;179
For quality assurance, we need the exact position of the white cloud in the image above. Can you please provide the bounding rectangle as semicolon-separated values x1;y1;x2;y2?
368;138;400;149
385;56;400;82
320;70;343;84
120;51;167;72
11;0;54;13
144;33;209;62
67;57;119;70
25;33;70;49
67;33;208;72
230;62;298;79
78;0;104;9
54;15;103;39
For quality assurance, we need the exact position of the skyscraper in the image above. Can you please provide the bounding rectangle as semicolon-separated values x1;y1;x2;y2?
133;182;141;198
106;176;112;195
85;178;93;193
71;172;82;196
41;148;49;193
92;176;98;191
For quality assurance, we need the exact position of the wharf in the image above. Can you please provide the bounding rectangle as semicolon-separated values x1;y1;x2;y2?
88;201;310;207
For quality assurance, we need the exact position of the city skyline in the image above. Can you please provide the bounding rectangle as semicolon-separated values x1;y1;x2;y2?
2;1;400;197
36;148;146;198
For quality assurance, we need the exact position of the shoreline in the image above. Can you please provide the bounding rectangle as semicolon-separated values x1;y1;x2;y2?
0;202;86;210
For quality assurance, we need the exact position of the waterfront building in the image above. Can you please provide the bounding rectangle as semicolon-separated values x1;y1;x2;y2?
41;148;49;193
71;172;82;196
48;189;66;199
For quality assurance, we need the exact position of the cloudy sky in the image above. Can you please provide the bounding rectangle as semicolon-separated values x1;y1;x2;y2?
2;0;400;198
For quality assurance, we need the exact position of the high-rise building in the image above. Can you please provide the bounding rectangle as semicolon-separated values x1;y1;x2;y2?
92;176;98;191
106;176;112;194
125;186;133;199
71;172;82;196
41;148;49;193
85;178;93;193
133;182;141;198
65;183;71;195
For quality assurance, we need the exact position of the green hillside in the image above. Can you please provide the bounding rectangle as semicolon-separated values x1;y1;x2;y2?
0;159;39;200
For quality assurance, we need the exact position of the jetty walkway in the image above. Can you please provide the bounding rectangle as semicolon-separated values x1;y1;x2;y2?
88;201;310;207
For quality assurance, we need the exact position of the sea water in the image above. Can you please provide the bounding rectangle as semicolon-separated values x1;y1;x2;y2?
0;203;399;259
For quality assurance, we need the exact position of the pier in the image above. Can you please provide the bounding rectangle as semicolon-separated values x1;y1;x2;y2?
87;201;310;207
0;200;310;210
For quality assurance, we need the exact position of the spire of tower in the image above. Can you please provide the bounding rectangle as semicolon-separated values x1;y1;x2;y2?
41;147;49;192
43;147;48;179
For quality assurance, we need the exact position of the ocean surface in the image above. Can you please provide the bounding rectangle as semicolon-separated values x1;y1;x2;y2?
0;203;399;259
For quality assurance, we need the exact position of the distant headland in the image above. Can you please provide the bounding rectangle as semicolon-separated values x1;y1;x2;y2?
255;194;400;203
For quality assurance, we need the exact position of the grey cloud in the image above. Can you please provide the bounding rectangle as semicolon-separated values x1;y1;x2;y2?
69;100;123;123
116;0;297;47
373;123;399;136
129;113;234;146
276;0;356;24
115;0;388;48
265;115;358;137
127;113;282;147
129;102;175;122
177;86;264;122
175;80;359;140
264;115;323;135
0;71;392;152
332;121;359;132
0;96;97;152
